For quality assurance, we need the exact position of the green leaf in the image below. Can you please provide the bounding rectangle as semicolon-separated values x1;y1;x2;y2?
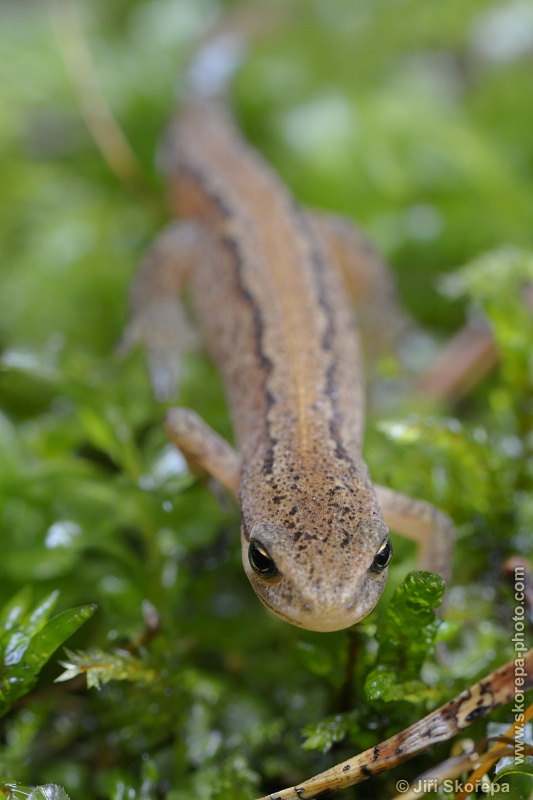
0;587;33;637
0;592;96;717
0;781;71;800
29;786;71;800
1;590;60;668
23;604;97;673
365;572;444;703
363;668;431;704
302;711;359;753
492;762;533;800
494;763;533;779
55;647;156;690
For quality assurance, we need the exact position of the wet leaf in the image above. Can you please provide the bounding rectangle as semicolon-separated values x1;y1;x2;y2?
55;647;155;690
365;572;444;704
0;592;96;716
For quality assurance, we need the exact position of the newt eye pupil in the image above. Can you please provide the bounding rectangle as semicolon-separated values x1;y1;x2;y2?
248;539;278;578
370;537;393;574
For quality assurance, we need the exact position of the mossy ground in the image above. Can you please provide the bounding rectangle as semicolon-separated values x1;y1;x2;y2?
0;1;532;798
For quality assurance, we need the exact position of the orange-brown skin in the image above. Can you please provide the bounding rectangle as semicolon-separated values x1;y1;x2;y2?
159;101;390;631
124;97;453;632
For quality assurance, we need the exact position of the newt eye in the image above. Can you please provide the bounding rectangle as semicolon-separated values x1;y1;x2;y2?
248;539;279;578
370;537;393;574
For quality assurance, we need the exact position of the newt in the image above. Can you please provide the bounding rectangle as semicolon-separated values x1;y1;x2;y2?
121;38;454;632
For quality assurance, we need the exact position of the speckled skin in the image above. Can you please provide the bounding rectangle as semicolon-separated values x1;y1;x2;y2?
160;101;390;631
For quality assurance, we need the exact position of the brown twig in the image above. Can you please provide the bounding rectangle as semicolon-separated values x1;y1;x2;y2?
254;649;532;800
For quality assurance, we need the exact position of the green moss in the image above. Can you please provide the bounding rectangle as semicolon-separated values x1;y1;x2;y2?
1;1;531;797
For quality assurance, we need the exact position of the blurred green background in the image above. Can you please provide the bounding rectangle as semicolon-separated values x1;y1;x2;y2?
0;0;532;798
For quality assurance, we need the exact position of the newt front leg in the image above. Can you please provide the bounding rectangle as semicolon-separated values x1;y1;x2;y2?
118;221;203;401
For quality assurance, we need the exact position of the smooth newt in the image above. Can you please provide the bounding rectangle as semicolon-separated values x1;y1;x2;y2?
122;46;454;632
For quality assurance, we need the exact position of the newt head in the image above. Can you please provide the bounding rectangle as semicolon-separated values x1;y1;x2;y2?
240;478;392;632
